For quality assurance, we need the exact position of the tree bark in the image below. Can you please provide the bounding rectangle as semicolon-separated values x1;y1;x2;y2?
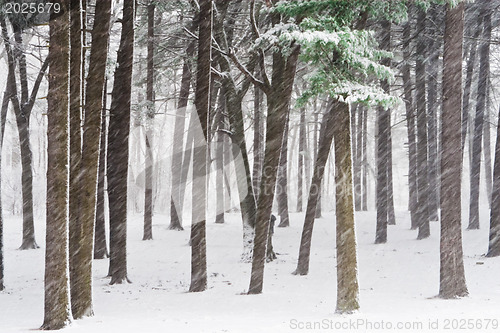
143;2;155;241
333;102;360;313
42;1;72;328
402;9;418;230
468;3;491;230
248;38;300;294
439;1;468;298
107;0;134;285
295;99;336;275
189;0;211;293
277;117;290;228
94;79;108;259
487;104;500;257
416;7;430;239
297;106;306;212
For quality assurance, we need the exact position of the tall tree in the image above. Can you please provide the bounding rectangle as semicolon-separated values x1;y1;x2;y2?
70;0;112;318
375;19;391;244
143;2;155;241
415;6;430;239
332;101;360;313
439;0;468;299
487;107;500;257
277;117;290;227
189;0;211;293
401;5;418;230
94;79;108;259
107;0;135;285
42;0;72;329
68;0;84;315
468;1;491;230
296;106;306;212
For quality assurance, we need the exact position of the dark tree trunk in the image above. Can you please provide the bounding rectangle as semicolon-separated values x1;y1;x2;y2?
426;4;441;222
295;100;336;275
94;79;108;259
468;5;491;230
461;11;482;158
332;102;360;313
297;107;306;212
107;0;134;285
11;24;38;250
375;20;391;243
248;38;300;294
439;1;468;298
215;90;225;224
68;0;83;317
143;2;155;241
277;118;290;228
42;1;72;328
416;7;430;239
402;9;418;230
314;110;322;219
253;81;264;196
189;0;211;293
484;94;492;207
169;40;195;231
353;105;362;211
361;106;368;211
71;0;112;317
487;104;500;257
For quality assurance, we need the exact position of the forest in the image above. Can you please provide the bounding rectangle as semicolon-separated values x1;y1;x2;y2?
0;0;500;332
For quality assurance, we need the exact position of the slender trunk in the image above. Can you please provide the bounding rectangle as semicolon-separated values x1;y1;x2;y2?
354;105;362;211
426;4;440;222
297;107;306;212
295;100;336;275
314;110;322;218
253;82;263;195
375;20;391;243
189;0;211;293
107;0;134;285
468;6;491;230
439;1;468;298
143;3;155;241
42;1;72;328
215;92;225;224
416;7;430;239
402;11;418;229
487;103;500;257
484;94;492;207
71;0;112;316
94;80;108;259
248;42;300;294
277;118;290;228
361;106;368;211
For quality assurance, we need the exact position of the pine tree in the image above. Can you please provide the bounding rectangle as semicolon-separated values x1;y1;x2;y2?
439;0;468;298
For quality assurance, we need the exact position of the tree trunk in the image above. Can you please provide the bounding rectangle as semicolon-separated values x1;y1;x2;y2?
375;20;391;243
361;106;368;211
169;40;195;231
189;0;211;293
107;0;134;285
248;40;300;294
295;99;336;275
426;4;441;222
353;105;362;211
253;81;264;196
94;79;108;259
314;110;322;219
70;0;112;317
68;0;84;316
416;7;430;239
468;4;491;230
439;1;468;298
215;93;225;224
484;94;492;207
333;102;360;313
42;1;72;328
277;117;290;228
143;2;155;241
297;107;306;212
402;9;418;230
487;104;500;257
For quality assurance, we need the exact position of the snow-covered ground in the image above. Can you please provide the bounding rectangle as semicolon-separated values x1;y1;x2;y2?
1;209;500;332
